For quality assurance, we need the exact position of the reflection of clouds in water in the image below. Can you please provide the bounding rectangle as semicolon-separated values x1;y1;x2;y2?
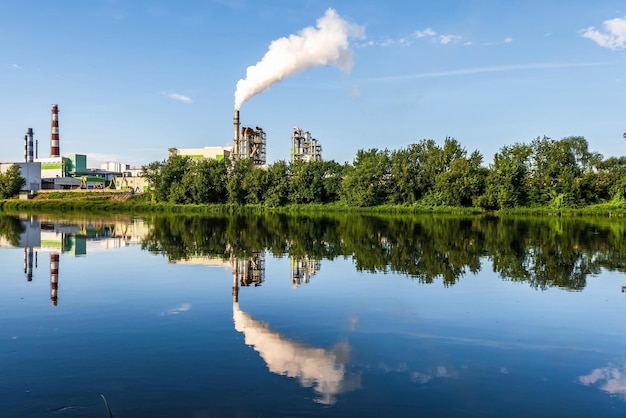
161;303;192;315
346;315;358;331
579;364;626;399
233;303;360;405
408;365;456;384
381;363;450;385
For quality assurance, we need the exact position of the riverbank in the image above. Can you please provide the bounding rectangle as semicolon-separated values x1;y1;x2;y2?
2;191;626;217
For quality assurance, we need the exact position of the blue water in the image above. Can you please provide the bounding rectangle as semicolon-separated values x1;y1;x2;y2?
1;219;626;417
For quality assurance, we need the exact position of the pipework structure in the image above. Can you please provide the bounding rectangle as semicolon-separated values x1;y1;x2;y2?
51;104;60;157
291;127;322;162
232;110;267;165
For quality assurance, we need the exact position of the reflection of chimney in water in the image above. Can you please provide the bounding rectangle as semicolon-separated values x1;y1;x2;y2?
50;252;59;306
232;270;239;303
24;248;34;281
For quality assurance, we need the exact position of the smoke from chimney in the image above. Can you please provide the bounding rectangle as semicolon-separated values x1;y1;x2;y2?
234;8;364;111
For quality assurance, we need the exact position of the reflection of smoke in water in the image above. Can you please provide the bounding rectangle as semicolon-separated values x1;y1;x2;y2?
579;364;626;399
233;302;360;405
234;8;365;110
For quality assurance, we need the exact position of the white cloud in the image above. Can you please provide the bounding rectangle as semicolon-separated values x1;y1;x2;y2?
414;28;436;38
439;34;462;45
579;364;626;399
164;92;193;103
8;64;21;69
504;37;513;43
581;16;626;50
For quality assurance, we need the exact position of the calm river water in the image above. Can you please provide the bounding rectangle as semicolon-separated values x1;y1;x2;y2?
1;213;625;417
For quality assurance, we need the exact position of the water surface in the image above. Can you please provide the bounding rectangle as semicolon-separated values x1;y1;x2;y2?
1;213;625;417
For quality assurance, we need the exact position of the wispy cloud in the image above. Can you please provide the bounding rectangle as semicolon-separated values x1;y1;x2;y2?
581;16;626;50
350;85;361;98
415;28;464;45
363;61;614;83
358;27;466;48
504;37;513;43
8;64;21;69
414;28;436;38
164;92;193;103
439;34;462;45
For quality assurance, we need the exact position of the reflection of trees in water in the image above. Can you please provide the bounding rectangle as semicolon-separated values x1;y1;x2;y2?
138;214;626;291
233;302;360;405
0;215;25;246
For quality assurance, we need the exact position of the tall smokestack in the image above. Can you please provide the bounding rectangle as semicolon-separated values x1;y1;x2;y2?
233;110;240;160
50;252;59;306
26;128;34;163
51;104;60;157
24;135;27;162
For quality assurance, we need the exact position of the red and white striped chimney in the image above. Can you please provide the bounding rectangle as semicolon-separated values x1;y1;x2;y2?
51;104;60;157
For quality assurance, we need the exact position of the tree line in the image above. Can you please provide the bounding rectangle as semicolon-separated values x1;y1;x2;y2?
141;135;626;209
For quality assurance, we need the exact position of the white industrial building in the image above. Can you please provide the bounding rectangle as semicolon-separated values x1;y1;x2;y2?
0;162;42;192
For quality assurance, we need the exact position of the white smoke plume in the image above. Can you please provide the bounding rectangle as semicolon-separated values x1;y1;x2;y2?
234;8;365;110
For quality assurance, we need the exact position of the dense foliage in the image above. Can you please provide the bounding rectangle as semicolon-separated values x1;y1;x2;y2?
0;164;26;199
140;136;626;210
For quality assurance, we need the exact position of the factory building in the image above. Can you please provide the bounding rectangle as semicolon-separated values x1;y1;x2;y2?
0;162;42;192
291;127;322;162
168;146;231;161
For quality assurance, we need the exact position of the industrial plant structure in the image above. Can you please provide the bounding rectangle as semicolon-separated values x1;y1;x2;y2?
232;110;267;165
291;127;322;162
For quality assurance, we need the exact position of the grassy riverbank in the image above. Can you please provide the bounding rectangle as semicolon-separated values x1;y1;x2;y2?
2;190;626;217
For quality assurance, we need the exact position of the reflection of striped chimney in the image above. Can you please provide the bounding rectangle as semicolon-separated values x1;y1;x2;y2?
51;105;60;157
26;128;34;163
24;248;34;281
50;252;59;306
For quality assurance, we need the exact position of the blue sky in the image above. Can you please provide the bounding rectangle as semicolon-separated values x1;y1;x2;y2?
1;0;625;168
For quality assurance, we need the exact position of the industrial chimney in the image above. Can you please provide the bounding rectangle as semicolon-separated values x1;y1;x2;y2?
51;104;60;157
25;128;34;163
233;110;241;161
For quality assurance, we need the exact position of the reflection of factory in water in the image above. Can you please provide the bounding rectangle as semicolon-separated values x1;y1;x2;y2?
172;252;321;291
1;216;149;306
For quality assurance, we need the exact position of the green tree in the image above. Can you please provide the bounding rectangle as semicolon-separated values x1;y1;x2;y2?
478;143;532;210
265;161;290;207
0;165;26;199
141;155;192;202
340;148;391;207
227;159;254;204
